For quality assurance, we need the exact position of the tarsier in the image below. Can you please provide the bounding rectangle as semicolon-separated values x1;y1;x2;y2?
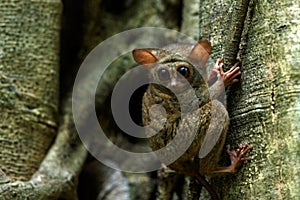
132;39;253;200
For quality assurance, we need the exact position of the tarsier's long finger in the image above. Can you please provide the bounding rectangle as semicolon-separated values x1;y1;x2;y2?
227;65;240;73
227;61;241;73
237;144;243;151
214;58;222;69
227;73;241;83
226;66;240;76
241;156;252;161
224;75;240;86
219;63;225;75
225;69;241;83
226;145;233;154
217;58;223;64
233;62;240;67
230;79;239;84
235;144;252;154
239;144;253;157
226;145;237;157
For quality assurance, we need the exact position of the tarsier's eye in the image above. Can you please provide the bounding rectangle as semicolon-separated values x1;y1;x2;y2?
177;66;190;79
157;68;170;81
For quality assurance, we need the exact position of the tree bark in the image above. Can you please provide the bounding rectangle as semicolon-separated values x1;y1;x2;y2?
0;95;88;199
0;0;62;181
221;1;299;199
195;0;300;199
0;1;88;199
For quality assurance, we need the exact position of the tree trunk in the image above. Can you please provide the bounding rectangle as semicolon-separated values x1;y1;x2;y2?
0;1;87;199
219;1;299;199
188;0;299;199
0;0;61;181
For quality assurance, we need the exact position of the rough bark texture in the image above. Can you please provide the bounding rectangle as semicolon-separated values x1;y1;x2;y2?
0;95;87;199
0;1;88;199
195;0;299;199
179;0;300;199
0;0;61;181
222;1;299;199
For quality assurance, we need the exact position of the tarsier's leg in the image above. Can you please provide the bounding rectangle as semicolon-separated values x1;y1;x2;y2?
198;100;229;164
198;100;252;175
195;145;252;200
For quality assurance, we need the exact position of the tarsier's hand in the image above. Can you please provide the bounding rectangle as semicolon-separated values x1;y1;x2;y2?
208;58;241;87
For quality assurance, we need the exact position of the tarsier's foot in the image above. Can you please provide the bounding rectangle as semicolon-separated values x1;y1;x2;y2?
226;144;253;173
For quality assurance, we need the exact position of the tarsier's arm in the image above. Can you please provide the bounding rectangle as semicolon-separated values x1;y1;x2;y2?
207;58;241;100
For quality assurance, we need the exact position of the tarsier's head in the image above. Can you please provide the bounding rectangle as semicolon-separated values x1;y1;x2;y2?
132;40;212;94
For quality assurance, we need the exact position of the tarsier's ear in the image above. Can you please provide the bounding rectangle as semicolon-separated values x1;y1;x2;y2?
132;49;158;66
189;39;212;66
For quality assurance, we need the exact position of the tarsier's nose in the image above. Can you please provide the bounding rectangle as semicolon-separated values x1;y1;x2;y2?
170;78;180;90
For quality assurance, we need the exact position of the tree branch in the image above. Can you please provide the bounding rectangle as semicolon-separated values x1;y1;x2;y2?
223;0;250;67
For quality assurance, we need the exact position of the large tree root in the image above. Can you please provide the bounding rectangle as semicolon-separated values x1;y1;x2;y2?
0;96;87;200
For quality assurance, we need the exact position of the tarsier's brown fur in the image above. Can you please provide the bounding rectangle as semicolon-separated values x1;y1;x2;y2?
133;40;252;200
